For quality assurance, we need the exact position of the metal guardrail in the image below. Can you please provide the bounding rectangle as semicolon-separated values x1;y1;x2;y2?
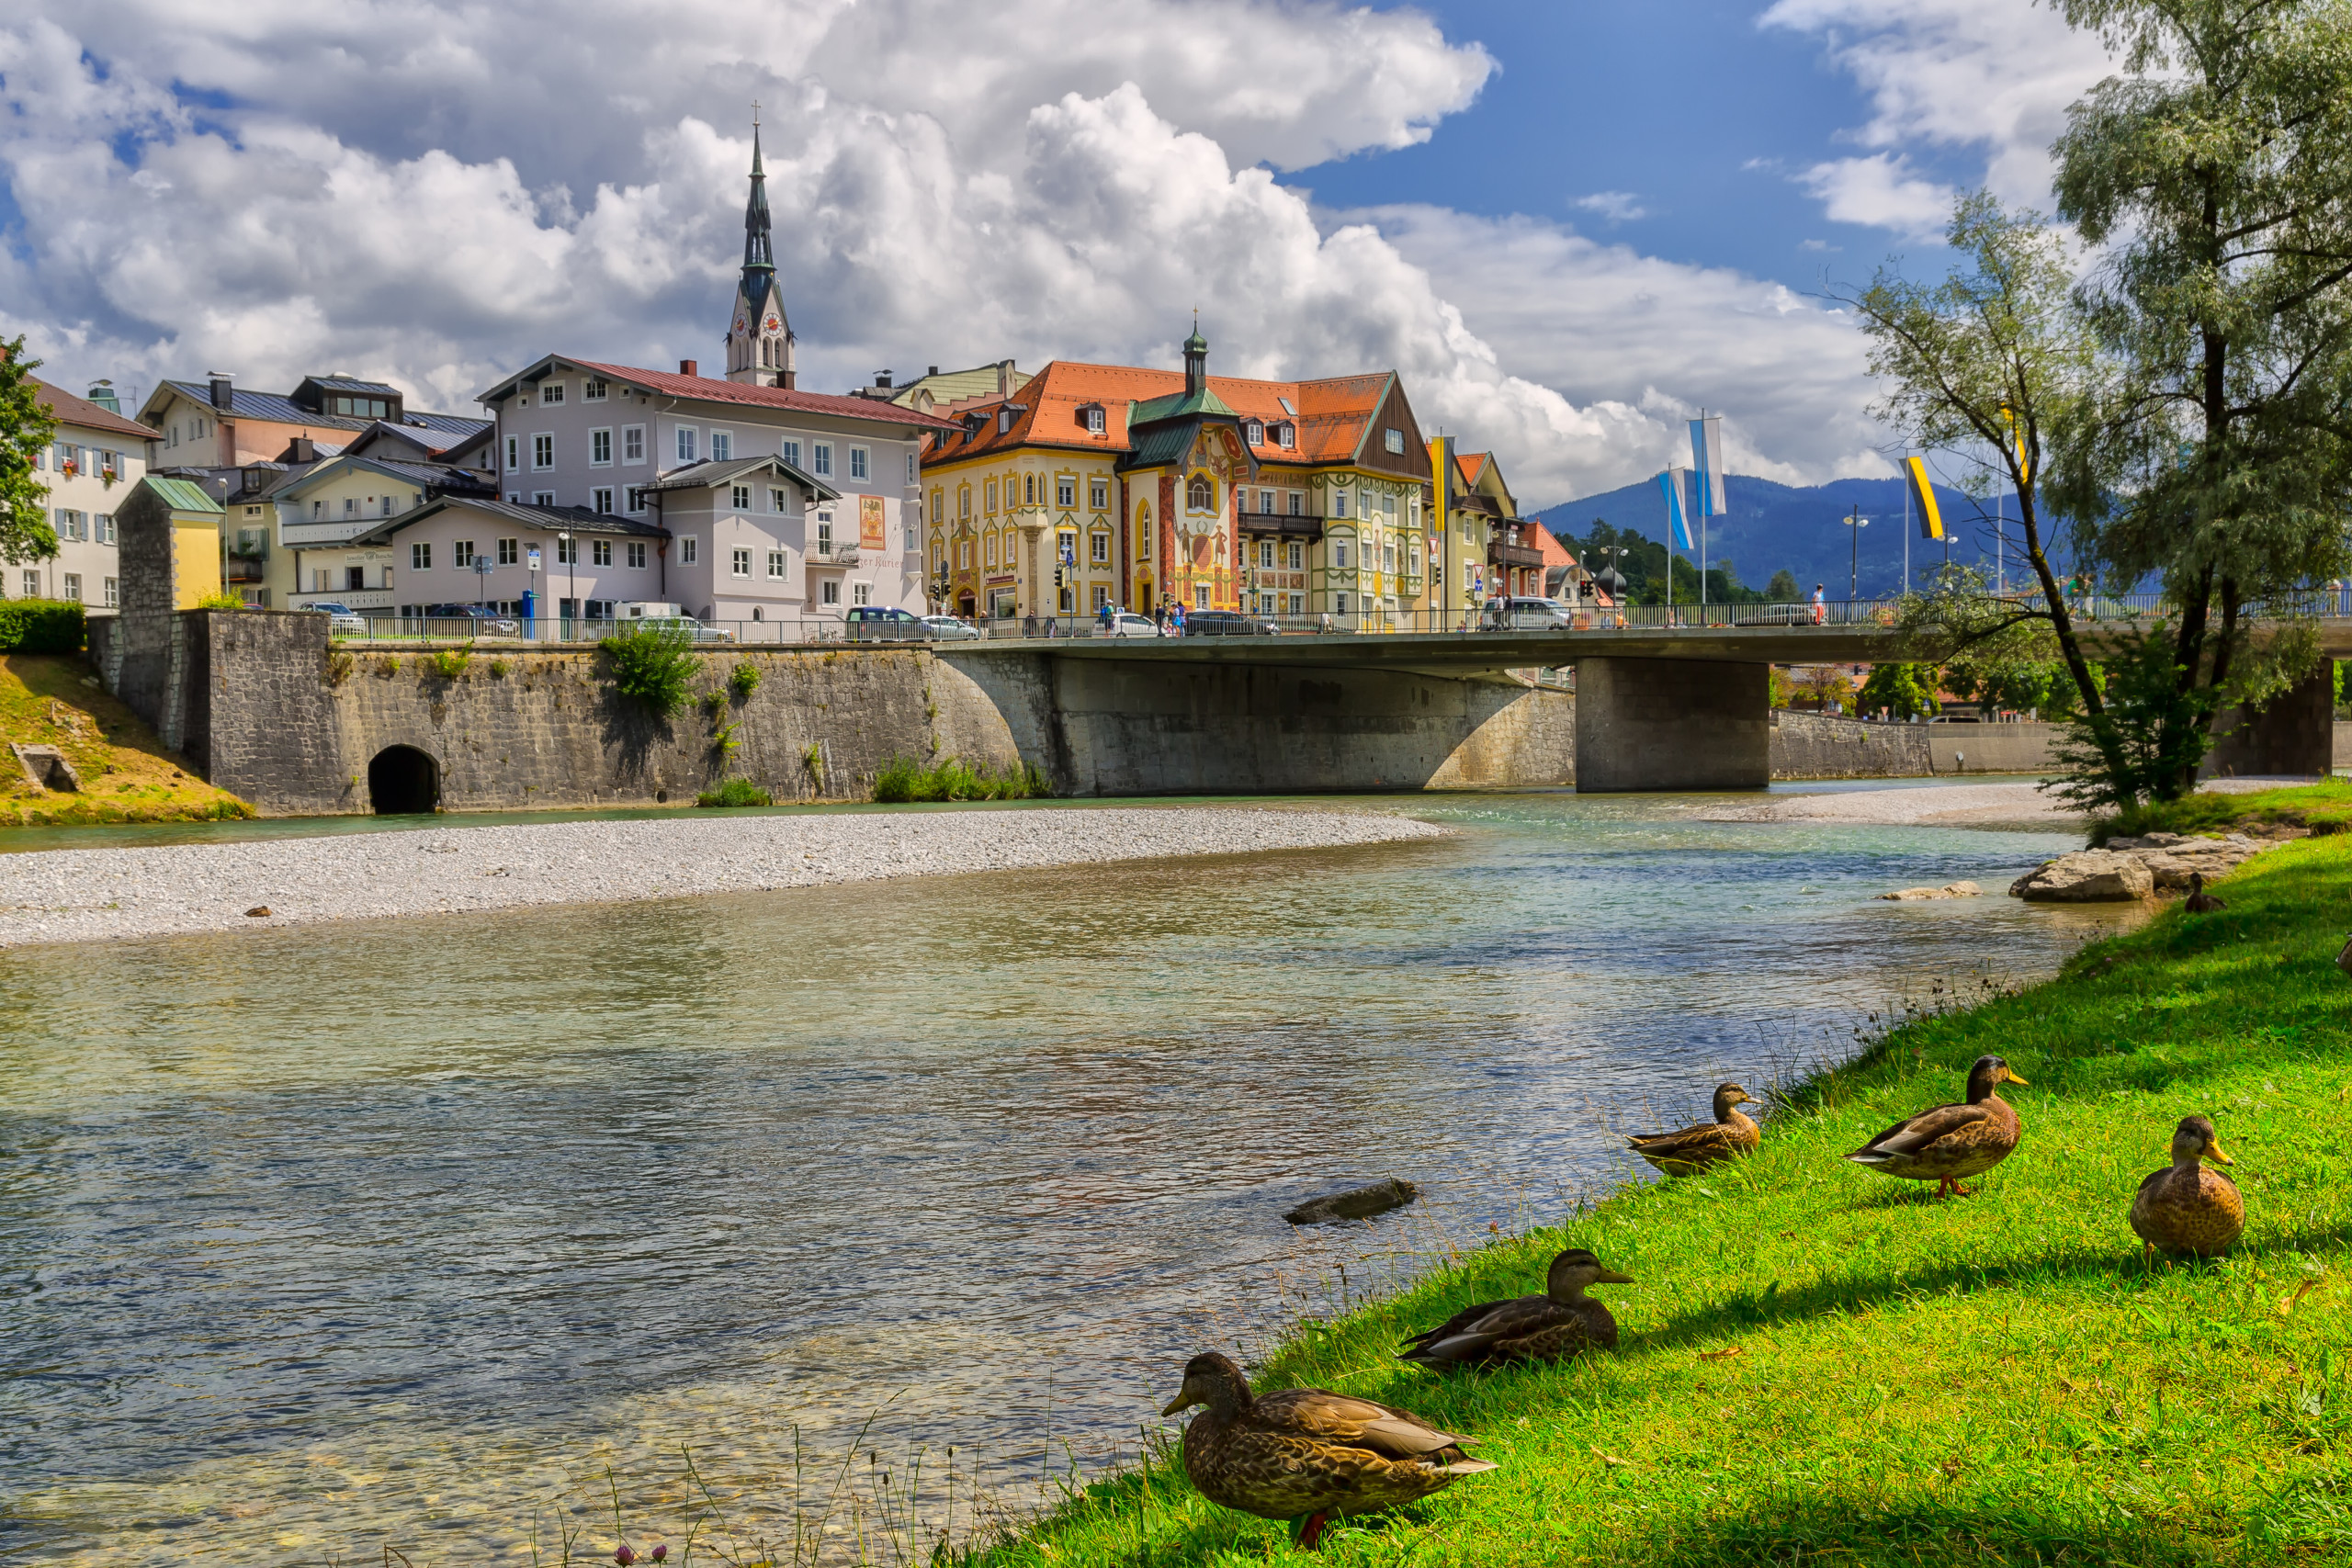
321;593;2352;649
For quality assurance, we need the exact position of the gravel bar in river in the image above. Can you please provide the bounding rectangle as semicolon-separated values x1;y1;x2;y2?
0;806;1450;949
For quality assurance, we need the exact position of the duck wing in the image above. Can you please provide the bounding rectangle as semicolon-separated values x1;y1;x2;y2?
1846;1100;1988;1161
1629;1115;1720;1148
1250;1388;1474;1460
1399;1292;1532;1355
1401;1295;1566;1365
1629;1122;1736;1162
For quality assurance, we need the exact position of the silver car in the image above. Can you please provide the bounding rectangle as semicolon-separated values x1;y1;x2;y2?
1482;596;1576;630
1100;612;1162;637
920;615;982;641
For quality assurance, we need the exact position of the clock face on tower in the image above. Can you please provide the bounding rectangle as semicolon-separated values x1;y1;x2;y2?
764;315;781;332
734;314;747;334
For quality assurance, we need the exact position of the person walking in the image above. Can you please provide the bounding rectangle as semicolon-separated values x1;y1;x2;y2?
1811;583;1826;626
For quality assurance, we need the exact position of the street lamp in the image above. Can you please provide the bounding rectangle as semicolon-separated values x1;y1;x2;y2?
1842;506;1871;606
558;530;575;638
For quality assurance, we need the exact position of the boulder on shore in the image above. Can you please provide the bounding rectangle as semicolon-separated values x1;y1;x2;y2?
1283;1177;1419;1226
2011;849;2154;901
1877;881;1984;901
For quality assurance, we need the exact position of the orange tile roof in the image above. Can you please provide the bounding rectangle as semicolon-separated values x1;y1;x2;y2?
1455;450;1490;488
922;359;1399;468
565;359;957;431
33;378;153;441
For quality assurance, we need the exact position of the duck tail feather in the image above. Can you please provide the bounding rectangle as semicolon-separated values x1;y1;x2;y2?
1439;1459;1501;1474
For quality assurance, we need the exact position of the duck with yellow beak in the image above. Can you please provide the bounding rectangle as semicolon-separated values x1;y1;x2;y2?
1158;1351;1497;1551
2130;1114;2244;1261
1843;1055;2028;1198
1397;1247;1634;1368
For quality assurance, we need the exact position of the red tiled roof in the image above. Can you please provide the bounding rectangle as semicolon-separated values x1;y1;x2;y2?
567;359;958;432
33;378;153;441
922;359;1399;468
1455;451;1489;488
1534;524;1576;570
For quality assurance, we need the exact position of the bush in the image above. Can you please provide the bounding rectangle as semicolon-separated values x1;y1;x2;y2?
728;660;763;699
871;753;1050;803
597;621;697;719
0;598;85;653
695;775;775;808
194;591;245;610
1856;660;1939;719
426;648;471;680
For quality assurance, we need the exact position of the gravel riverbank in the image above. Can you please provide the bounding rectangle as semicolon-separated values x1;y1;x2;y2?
0;807;1450;949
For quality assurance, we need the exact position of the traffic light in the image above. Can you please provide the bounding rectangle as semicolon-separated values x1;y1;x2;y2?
1054;568;1065;586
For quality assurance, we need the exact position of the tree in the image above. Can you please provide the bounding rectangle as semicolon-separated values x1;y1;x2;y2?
1766;569;1801;602
2049;0;2352;793
0;336;61;567
1858;661;1941;719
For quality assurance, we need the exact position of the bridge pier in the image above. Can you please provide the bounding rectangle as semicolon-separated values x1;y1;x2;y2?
1573;657;1770;792
2205;667;2335;779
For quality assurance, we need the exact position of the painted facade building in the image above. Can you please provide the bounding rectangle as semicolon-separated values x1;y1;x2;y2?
15;378;151;612
918;331;1433;625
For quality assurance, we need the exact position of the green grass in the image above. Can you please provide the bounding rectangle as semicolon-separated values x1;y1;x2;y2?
986;836;2352;1567
871;753;1050;803
2095;779;2352;844
0;653;254;825
695;776;774;808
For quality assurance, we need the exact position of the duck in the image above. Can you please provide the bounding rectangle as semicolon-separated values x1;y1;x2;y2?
1627;1082;1761;1176
2183;872;2228;913
1159;1351;1497;1551
1843;1054;2026;1197
2129;1113;2244;1262
1397;1247;1634;1369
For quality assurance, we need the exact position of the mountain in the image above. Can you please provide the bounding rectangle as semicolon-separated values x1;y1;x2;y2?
1530;474;2058;600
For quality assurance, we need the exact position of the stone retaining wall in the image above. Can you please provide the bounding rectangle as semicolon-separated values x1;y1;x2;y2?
1769;712;2060;779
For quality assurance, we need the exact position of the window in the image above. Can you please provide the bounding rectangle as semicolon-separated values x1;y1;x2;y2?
592;539;613;567
853;582;871;606
1091;531;1109;564
820;579;840;605
812;443;832;477
95;514;114;544
817;512;835;556
984;534;997;568
985;479;998;513
1384;542;1396;572
453;540;476;568
623;425;645;464
1089;478;1108;510
104;577;118;607
850;446;868;481
1258;541;1274;570
411;542;433;570
1336;592;1351;615
1193;584;1209;609
625;487;646;514
1187;475;1212;510
593;488;614;514
730;547;751;578
1091;584;1109;610
504;434;519;471
1360;489;1374;520
542;382;565;405
378;494;395;517
522;433;549;469
19;570;35;596
1333;541;1351;570
781;439;801;468
498;538;518;565
907;451;918;484
1385;427;1405;454
1056;476;1075;507
673;428;697;463
680;536;697;565
1082;405;1106;434
583;378;607;401
627;542;647;569
767;549;786;579
1287;540;1304;570
62;572;81;602
556;537;578;565
591;429;612;465
1277;422;1295;449
997;409;1013;434
343;497;358;518
1244;419;1263;445
711;431;731;461
533;491;556;507
730;483;751;511
1332;489;1350;519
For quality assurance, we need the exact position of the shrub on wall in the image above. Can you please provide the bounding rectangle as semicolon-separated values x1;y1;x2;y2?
597;621;697;719
0;598;85;653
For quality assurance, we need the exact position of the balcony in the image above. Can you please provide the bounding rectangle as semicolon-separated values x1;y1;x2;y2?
224;558;268;584
810;545;861;569
1488;541;1544;570
1238;510;1325;541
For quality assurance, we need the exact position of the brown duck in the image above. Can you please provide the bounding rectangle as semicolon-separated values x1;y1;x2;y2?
1843;1055;2026;1197
1627;1083;1761;1176
1397;1247;1634;1368
2130;1113;2243;1261
1159;1351;1497;1550
2183;872;2228;913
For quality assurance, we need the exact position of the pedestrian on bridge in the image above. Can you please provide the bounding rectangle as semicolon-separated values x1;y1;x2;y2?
1811;584;1826;626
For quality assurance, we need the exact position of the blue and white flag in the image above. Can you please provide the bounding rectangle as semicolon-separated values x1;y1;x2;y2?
1657;468;1693;550
1687;416;1725;521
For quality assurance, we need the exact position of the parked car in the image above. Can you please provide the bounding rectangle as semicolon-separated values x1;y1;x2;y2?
302;601;355;616
420;604;522;636
846;605;930;642
628;615;735;642
1742;602;1819;626
1480;596;1575;631
1100;612;1162;637
1181;609;1283;637
919;614;982;641
327;612;367;636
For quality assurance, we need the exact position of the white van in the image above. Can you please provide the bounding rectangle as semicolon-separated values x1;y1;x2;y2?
618;601;685;620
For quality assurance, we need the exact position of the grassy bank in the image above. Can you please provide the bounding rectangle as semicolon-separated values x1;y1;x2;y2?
994;837;2352;1567
2095;778;2352;843
0;654;252;826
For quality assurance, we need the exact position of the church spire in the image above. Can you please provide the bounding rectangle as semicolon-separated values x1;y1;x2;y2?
741;104;775;306
726;103;794;389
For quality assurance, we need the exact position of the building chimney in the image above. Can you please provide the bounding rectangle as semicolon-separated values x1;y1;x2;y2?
876;370;893;389
997;361;1013;395
208;373;233;412
928;365;940;378
86;379;119;413
679;359;698;378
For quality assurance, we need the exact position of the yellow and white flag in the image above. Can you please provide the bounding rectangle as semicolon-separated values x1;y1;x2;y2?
1904;456;1944;541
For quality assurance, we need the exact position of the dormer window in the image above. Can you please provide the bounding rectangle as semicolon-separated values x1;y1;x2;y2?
1243;419;1263;446
997;408;1014;434
1078;403;1106;435
1273;422;1295;450
542;382;565;406
583;378;607;401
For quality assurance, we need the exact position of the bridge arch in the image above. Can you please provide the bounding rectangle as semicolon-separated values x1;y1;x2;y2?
368;745;440;815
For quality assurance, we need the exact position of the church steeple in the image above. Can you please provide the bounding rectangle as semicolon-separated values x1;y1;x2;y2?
726;104;795;389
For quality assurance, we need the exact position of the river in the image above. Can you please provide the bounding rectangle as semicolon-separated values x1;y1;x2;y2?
0;788;2130;1563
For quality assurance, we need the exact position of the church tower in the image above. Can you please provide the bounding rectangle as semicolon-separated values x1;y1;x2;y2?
725;109;796;389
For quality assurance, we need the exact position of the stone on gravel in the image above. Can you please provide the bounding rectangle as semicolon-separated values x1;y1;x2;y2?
1284;1178;1419;1226
2011;849;2155;902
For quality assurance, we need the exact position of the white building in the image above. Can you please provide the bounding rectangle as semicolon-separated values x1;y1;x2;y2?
470;121;952;627
345;495;668;622
15;379;152;612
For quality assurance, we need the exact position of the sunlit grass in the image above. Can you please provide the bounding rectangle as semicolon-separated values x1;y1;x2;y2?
2096;778;2352;843
982;836;2352;1566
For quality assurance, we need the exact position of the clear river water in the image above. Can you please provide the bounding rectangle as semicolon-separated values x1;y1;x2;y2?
0;788;2132;1564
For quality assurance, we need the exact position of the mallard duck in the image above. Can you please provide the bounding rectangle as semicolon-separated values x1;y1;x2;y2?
2130;1114;2243;1261
1843;1054;2026;1197
2183;872;2228;913
1159;1351;1497;1550
1397;1247;1634;1368
1627;1082;1761;1176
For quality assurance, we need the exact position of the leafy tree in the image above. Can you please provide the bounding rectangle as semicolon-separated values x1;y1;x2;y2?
1766;569;1802;602
1;337;61;567
1858;661;1941;719
2048;0;2352;793
2050;625;2223;812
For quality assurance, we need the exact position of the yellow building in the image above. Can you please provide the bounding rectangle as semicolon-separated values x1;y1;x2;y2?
115;477;225;611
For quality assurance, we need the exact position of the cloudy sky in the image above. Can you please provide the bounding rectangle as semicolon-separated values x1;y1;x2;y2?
0;0;2117;508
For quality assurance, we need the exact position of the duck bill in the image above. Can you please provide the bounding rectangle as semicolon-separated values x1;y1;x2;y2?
1159;1390;1199;1417
2003;1068;2029;1086
1594;1268;1637;1285
2201;1140;2235;1167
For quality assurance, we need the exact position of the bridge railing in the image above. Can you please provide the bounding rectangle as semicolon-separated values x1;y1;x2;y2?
318;592;2352;649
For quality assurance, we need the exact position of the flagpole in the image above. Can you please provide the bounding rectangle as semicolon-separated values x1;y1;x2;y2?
1902;451;1911;595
